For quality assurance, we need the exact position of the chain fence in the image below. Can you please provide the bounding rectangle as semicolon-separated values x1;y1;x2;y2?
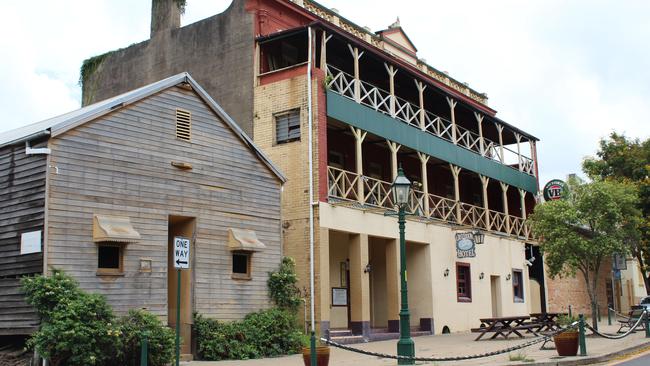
586;310;648;340
320;321;578;362
609;307;633;319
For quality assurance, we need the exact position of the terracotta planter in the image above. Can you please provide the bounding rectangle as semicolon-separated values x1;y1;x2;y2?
302;346;330;366
553;331;579;356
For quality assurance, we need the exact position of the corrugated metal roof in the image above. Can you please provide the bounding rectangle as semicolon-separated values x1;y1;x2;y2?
0;72;287;182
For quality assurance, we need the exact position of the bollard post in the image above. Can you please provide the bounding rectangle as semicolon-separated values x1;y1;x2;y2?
569;305;572;318
310;330;317;366
607;306;612;326
645;312;650;338
579;314;587;356
140;332;148;366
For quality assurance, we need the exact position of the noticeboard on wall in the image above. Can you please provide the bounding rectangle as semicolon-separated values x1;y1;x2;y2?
332;287;348;306
20;230;42;255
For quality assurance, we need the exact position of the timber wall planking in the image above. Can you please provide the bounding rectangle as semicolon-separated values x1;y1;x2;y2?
47;86;282;320
0;140;47;334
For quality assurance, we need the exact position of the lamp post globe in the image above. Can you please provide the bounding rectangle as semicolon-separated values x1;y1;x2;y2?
391;167;411;207
391;166;415;364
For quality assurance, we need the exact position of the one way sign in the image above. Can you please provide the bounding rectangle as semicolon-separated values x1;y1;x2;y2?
173;236;190;269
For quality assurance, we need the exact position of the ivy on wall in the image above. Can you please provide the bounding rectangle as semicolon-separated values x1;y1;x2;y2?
79;52;112;87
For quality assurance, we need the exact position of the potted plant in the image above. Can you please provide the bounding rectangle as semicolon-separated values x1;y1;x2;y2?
553;314;579;356
302;339;330;366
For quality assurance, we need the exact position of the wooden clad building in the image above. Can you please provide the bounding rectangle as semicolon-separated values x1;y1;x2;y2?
0;73;286;355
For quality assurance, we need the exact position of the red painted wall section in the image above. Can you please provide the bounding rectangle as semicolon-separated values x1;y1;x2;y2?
247;0;314;37
259;64;308;85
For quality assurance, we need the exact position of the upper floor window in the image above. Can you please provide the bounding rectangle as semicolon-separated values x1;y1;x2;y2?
259;33;308;73
512;269;524;302
456;262;472;302
275;109;301;144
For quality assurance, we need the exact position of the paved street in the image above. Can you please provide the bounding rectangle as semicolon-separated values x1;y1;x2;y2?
616;353;650;366
608;348;650;365
186;320;650;366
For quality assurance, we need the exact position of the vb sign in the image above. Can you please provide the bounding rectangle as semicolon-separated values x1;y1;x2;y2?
173;236;190;269
543;179;567;201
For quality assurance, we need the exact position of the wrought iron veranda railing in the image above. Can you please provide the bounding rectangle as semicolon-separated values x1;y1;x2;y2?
327;166;531;238
326;65;535;175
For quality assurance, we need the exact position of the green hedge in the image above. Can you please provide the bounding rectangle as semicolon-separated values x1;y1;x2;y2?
117;309;175;366
194;308;305;361
22;271;174;366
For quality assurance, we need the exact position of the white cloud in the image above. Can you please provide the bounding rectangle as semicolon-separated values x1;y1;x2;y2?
0;0;648;187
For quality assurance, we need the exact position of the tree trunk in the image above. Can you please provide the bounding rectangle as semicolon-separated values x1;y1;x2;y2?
591;266;600;330
581;267;599;330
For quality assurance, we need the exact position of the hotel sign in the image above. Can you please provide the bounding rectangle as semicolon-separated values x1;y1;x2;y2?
543;179;567;201
455;232;476;258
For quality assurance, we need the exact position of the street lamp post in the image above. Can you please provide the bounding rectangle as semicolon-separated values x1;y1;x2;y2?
390;167;415;365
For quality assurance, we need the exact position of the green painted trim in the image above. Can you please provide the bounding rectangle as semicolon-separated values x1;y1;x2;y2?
327;91;538;193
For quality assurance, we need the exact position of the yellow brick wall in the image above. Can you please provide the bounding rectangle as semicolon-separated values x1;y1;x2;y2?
253;73;326;329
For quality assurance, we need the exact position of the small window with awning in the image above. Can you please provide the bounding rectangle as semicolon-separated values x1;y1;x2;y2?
228;228;265;280
93;215;141;243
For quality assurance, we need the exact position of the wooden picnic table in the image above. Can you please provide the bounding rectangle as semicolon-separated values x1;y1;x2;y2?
473;315;532;341
530;312;567;332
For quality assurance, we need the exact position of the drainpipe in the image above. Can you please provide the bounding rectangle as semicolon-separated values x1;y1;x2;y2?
307;26;316;334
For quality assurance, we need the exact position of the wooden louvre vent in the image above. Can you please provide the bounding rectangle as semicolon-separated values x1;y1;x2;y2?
275;109;300;144
176;109;191;141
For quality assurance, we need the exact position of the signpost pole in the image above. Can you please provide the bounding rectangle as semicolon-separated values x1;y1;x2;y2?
175;269;181;366
172;236;190;366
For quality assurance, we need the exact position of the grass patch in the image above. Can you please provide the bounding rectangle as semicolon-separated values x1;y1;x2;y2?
508;350;534;362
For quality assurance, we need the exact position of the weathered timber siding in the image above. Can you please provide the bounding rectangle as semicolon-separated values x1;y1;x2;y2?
47;86;282;320
82;0;256;138
0;140;47;334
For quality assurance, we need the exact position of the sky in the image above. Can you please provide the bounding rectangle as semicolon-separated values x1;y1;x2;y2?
1;0;648;186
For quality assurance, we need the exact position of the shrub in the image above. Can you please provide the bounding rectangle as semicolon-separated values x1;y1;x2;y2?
267;257;302;312
195;314;259;360
26;292;120;366
117;309;175;366
194;308;305;361
242;308;305;356
21;270;82;321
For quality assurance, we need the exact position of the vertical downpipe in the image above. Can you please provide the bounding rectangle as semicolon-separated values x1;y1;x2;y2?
307;26;317;366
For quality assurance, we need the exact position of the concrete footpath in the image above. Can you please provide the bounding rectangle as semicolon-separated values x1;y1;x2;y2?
185;320;650;366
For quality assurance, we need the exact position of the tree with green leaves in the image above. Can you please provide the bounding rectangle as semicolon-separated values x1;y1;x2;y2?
528;179;642;329
583;132;650;293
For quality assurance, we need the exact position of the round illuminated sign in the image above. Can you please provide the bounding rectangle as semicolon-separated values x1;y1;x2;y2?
543;179;567;201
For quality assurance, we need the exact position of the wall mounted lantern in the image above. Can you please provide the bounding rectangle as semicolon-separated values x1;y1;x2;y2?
473;230;485;245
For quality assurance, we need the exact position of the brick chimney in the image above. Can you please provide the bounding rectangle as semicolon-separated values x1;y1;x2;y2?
151;0;181;38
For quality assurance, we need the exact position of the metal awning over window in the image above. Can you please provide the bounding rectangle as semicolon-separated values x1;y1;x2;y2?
93;215;141;243
228;228;266;252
